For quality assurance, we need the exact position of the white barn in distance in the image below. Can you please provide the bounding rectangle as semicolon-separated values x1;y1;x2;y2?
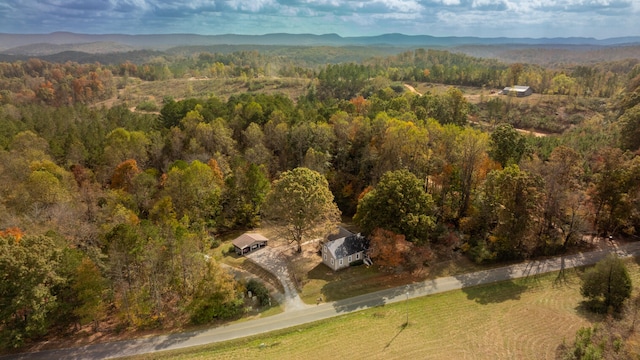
501;85;533;97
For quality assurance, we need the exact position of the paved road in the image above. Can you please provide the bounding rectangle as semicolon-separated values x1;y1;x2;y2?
4;241;640;360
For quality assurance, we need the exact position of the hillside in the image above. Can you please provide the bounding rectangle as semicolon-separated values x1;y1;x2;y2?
2;32;639;53
2;32;639;67
2;34;640;356
456;44;640;65
1;41;136;56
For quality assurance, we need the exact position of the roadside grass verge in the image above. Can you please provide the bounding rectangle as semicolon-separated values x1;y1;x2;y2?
299;263;385;303
296;247;484;304
125;259;640;360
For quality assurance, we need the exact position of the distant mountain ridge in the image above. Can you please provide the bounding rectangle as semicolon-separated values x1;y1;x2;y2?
1;32;639;54
2;41;136;56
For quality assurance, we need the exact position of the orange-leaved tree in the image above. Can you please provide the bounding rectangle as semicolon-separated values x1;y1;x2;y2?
368;228;412;268
0;227;24;242
110;159;141;192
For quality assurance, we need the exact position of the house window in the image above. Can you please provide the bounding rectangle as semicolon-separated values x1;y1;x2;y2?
339;259;343;266
356;253;360;260
331;258;334;265
348;255;352;262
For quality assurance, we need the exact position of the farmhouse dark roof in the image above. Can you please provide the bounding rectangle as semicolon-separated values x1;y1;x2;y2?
327;226;354;242
326;233;368;259
232;233;268;249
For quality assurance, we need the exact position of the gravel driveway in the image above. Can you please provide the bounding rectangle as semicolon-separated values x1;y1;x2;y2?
246;247;309;311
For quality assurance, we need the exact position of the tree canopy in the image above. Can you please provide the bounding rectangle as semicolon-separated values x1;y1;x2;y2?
488;123;529;167
581;254;632;314
263;167;341;252
354;169;435;243
0;45;639;347
0;234;64;348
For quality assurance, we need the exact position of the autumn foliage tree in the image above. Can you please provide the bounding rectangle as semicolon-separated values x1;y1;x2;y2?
588;148;640;236
110;159;141;191
350;95;367;115
470;165;542;261
0;227;23;241
1;48;639;348
368;228;413;269
539;146;585;248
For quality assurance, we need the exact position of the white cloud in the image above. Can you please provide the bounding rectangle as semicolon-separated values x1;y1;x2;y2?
224;0;278;12
376;0;424;12
436;0;461;5
0;0;637;37
471;0;505;7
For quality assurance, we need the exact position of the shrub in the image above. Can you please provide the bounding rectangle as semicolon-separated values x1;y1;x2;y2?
391;84;405;93
189;298;243;325
247;81;265;91
136;100;158;112
561;321;635;360
246;279;270;306
468;240;496;264
568;113;584;125
580;254;632;314
210;237;221;249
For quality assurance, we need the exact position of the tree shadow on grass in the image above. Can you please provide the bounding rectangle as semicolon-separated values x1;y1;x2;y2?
310;263;383;302
11;328;207;360
462;280;529;304
331;286;407;313
306;262;336;282
574;301;606;323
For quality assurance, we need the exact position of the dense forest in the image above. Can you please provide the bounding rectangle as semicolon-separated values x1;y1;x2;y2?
1;46;640;350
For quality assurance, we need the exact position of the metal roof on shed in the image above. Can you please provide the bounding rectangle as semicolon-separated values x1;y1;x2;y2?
232;233;268;249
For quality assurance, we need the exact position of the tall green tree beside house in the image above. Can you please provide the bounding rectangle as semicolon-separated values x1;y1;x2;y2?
354;169;436;243
263;167;340;253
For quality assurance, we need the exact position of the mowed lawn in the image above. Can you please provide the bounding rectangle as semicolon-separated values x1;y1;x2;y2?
127;259;640;360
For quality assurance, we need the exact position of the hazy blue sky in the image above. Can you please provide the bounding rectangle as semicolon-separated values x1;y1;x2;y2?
1;0;638;39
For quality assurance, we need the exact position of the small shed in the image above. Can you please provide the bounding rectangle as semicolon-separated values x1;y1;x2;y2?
232;233;268;255
501;85;532;97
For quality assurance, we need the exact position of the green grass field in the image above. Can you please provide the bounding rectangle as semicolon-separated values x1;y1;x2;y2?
126;259;640;360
